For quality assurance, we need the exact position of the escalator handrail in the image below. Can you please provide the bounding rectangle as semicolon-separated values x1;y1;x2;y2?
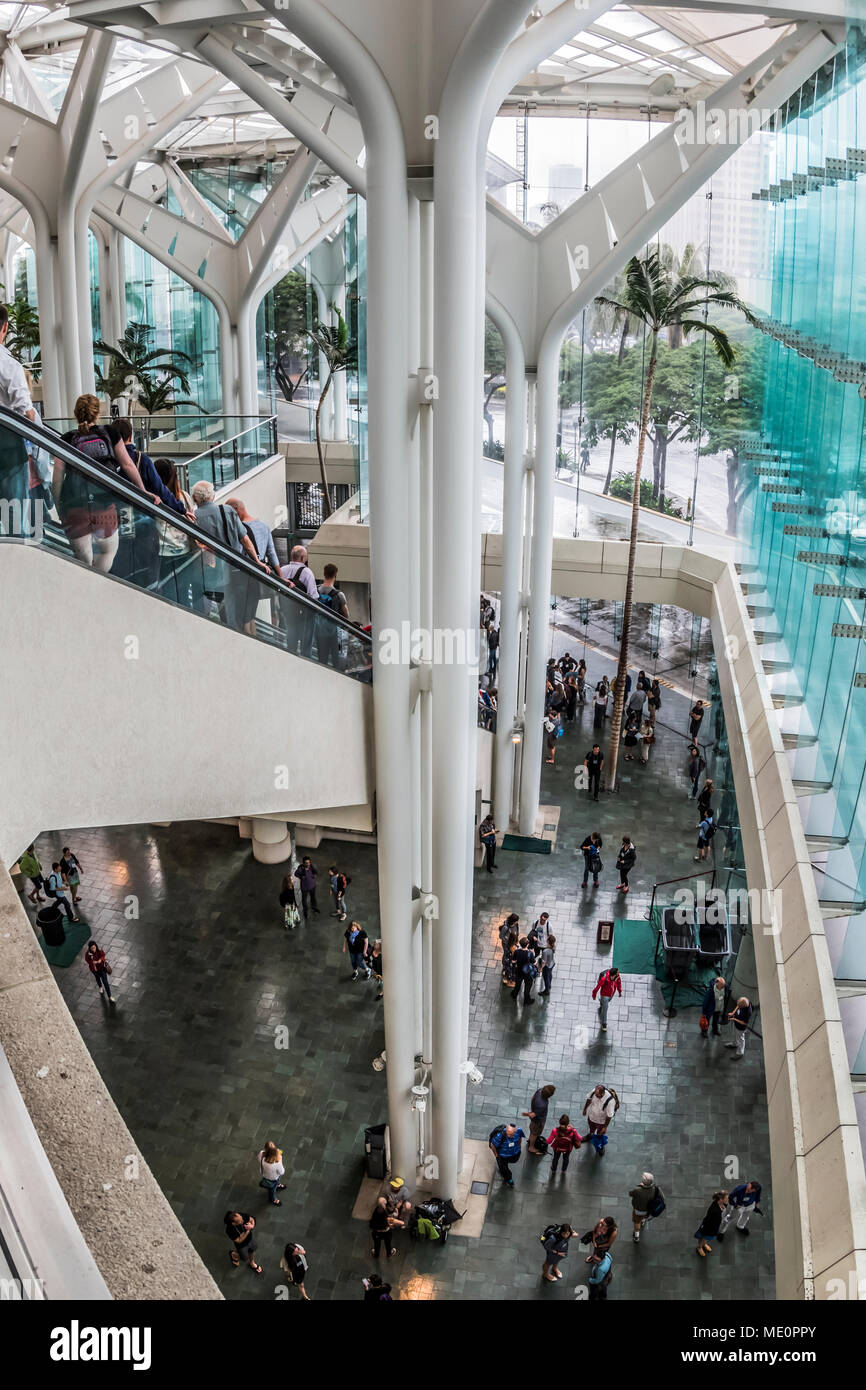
0;405;370;646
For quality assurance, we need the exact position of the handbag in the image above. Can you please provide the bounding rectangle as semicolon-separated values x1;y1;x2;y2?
105;964;112;975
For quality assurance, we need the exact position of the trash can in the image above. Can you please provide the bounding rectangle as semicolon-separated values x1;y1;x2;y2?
364;1123;388;1180
37;903;65;947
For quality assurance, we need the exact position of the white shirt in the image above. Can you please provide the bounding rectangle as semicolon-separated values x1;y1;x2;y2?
280;560;318;599
532;918;551;948
258;1150;285;1180
585;1090;616;1125
0;343;33;417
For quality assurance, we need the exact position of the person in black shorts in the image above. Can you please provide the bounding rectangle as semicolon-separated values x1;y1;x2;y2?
224;1211;262;1275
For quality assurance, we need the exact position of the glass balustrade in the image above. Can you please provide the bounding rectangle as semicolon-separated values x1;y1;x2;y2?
0;409;372;684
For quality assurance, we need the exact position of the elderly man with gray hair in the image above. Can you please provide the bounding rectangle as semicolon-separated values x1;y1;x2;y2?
629;1171;664;1242
280;543;318;656
191;480;269;631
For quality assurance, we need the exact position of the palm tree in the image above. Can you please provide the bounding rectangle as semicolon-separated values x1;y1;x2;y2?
659;243;738;348
594;249;747;792
590;267;630;494
4;297;42;379
94;322;196;414
306;306;356;518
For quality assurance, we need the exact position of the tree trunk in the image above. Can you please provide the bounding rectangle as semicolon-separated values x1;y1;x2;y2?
726;448;739;535
315;368;334;519
603;424;617;495
607;334;658;793
658;434;668;513
650;432;661;501
603;318;630;496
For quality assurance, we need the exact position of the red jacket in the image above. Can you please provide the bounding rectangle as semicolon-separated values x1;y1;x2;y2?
592;971;622;1000
85;948;106;975
547;1125;581;1153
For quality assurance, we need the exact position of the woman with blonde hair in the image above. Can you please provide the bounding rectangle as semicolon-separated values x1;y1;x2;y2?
257;1140;286;1206
54;393;148;571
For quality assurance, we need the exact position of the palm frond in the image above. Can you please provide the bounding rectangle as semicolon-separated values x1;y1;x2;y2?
677;319;736;368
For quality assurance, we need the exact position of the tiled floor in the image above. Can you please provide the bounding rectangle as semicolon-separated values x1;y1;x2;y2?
31;647;773;1301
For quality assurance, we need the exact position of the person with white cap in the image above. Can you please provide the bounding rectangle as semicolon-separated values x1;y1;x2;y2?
629;1171;664;1242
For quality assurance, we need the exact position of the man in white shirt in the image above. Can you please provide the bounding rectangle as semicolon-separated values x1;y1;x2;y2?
280;544;318;656
582;1083;617;1151
0;303;36;535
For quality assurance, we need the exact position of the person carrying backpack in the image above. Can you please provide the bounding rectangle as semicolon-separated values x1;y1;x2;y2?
541;1223;574;1283
546;1115;582;1176
695;810;716;862
629;1171;665;1242
55;393;149;572
581;1084;618;1154
488;1122;526;1186
316;563;350;669
329;866;350;921
45;861;77;922
592;967;622;1032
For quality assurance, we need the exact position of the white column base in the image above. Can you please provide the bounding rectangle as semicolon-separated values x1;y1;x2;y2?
250;817;292;864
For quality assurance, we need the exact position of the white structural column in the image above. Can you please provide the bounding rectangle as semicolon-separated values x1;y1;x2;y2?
487;294;526;827
431;0;530;1196
258;0;417;1181
519;342;557;832
419;197;435;1079
57;30;115;406
23;206;63;419
250;817;293;864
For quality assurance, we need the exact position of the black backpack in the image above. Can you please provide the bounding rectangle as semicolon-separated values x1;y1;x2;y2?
489;1124;506;1147
648;1187;666;1219
70;427;117;469
539;1223;559;1245
318;586;341;612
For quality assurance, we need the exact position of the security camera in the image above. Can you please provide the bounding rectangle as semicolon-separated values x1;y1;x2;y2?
372;1050;387;1073
460;1061;484;1086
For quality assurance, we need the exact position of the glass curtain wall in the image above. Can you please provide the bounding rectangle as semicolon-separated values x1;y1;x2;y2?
490;107;790;543
122;240;221;413
739;28;866;966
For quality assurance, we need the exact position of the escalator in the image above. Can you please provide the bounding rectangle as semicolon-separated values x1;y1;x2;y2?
0;407;374;863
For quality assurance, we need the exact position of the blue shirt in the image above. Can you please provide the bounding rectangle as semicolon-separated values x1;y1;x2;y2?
588;1252;611;1285
126;446;185;515
491;1127;525;1159
243;516;280;570
729;1183;761;1208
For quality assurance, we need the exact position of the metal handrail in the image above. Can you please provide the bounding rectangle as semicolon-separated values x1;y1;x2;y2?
0;406;370;647
185;415;278;462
